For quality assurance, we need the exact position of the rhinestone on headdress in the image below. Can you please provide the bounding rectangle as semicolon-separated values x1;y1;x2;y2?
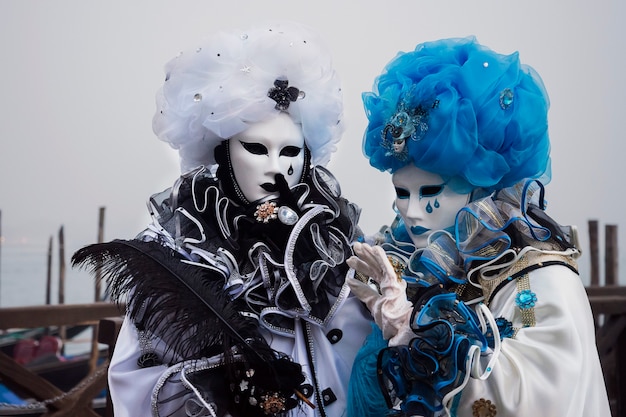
268;79;304;110
254;201;278;223
499;88;514;110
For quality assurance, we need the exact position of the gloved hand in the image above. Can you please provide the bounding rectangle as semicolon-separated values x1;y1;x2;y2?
346;242;415;346
274;173;302;215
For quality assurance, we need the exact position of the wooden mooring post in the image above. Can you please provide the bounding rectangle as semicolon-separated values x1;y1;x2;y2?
46;236;53;306
57;226;66;349
586;220;625;416
89;207;106;375
589;219;600;286
605;224;619;286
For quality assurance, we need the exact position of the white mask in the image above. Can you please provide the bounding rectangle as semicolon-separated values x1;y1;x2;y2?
229;112;305;203
392;164;470;247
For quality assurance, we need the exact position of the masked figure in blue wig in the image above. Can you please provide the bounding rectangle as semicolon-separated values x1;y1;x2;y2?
346;37;610;417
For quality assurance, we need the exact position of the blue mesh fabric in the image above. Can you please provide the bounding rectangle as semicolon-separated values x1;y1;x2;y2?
362;37;551;193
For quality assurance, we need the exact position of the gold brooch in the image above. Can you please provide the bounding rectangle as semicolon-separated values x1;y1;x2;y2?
472;398;497;417
387;255;405;282
260;392;286;415
254;201;278;223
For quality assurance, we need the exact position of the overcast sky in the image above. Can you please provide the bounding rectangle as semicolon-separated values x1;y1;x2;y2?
1;0;625;298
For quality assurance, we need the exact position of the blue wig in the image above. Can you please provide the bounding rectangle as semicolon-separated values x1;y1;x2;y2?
362;37;551;194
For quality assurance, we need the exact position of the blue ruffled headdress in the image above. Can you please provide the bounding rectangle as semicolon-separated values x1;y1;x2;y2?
362;36;551;194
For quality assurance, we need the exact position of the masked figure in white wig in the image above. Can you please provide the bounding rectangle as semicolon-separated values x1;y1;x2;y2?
73;22;372;417
346;37;610;417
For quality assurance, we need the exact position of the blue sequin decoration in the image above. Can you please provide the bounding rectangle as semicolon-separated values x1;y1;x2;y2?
515;289;537;309
485;317;514;346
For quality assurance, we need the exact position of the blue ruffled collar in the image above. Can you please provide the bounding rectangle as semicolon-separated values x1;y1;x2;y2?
378;180;577;299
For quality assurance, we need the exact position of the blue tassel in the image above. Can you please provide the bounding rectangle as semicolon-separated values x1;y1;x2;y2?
347;323;390;417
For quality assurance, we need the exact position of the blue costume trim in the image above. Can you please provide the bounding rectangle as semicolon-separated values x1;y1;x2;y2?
376;293;487;417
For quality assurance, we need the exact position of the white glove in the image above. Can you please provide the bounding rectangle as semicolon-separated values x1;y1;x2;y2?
346;242;414;346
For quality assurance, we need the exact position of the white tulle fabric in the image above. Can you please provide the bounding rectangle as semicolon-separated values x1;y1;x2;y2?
152;21;344;173
451;265;611;416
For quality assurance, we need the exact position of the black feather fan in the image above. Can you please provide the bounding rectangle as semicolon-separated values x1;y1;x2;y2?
72;238;262;361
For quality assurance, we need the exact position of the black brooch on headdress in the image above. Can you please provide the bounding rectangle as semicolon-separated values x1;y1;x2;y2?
268;79;304;110
382;97;438;161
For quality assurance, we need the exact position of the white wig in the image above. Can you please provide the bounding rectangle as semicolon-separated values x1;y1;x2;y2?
152;21;345;173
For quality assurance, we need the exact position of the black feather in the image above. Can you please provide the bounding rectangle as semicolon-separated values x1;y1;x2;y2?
72;239;265;361
73;239;308;416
